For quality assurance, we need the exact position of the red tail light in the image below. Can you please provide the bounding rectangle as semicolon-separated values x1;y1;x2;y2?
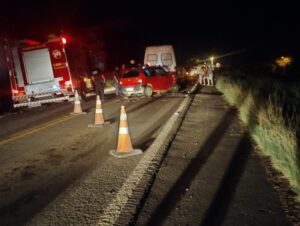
12;89;19;94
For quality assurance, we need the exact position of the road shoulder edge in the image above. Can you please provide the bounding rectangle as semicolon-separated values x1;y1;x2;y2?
98;84;197;226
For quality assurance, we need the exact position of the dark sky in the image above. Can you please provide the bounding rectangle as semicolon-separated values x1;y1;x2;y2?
1;0;299;65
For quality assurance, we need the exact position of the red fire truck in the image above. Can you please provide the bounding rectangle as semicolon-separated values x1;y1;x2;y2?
3;34;105;108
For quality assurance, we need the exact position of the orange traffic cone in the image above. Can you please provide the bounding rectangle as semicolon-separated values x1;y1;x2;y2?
71;90;86;115
109;105;142;158
88;95;110;127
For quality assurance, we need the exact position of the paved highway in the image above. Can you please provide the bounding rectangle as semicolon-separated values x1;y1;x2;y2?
0;87;291;226
0;93;186;225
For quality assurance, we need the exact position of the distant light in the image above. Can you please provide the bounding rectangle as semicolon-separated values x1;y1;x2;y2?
195;58;201;64
276;56;292;68
130;59;135;65
210;57;215;69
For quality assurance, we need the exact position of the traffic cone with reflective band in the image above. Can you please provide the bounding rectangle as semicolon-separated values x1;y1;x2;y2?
71;90;86;115
109;105;142;158
88;95;110;127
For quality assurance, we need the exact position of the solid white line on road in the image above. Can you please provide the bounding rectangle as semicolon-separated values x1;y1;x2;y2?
97;95;192;226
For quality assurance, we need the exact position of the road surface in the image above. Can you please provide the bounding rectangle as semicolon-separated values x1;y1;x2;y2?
0;86;292;225
135;86;290;226
0;93;185;225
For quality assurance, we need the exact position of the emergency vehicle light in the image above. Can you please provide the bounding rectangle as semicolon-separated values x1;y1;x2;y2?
64;81;72;86
61;37;67;45
12;89;19;94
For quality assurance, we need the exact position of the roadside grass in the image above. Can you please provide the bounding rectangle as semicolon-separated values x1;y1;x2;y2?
216;72;300;200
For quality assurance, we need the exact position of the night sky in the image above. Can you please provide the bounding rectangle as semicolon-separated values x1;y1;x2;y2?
1;0;299;66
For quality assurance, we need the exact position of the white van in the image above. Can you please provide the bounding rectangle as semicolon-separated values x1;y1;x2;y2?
144;45;176;72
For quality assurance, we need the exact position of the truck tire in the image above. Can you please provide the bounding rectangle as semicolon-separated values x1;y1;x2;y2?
144;86;153;97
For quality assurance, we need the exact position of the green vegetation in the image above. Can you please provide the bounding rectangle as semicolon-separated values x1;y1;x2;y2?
216;71;300;200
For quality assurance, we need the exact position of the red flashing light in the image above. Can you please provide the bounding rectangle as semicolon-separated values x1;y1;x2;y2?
25;39;40;45
61;37;67;45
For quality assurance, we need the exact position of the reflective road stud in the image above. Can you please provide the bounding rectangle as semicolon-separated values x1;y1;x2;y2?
71;90;86;115
109;105;142;158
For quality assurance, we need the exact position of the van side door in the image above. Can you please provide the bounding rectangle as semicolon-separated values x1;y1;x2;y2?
144;67;159;90
154;67;171;91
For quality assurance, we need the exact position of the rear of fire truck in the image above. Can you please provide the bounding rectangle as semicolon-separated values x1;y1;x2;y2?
3;35;105;108
3;37;74;108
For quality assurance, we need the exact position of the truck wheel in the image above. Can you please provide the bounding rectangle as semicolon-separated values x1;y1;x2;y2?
144;86;153;97
171;83;179;93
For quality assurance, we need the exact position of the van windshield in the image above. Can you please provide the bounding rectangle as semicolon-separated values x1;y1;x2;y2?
122;70;139;78
144;68;155;77
155;68;167;76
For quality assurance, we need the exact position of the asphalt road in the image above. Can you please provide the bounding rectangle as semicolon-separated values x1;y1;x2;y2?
135;86;290;226
0;92;185;225
0;86;292;225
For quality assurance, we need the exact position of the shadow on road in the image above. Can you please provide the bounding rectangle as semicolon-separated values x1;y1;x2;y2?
142;108;237;226
201;135;251;226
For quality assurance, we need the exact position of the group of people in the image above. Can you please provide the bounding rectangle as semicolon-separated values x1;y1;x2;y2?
82;63;215;102
198;64;214;86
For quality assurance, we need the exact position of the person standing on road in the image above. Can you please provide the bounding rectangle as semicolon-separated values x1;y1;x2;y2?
113;67;121;97
198;65;205;85
92;69;106;101
200;64;214;86
200;65;208;85
207;65;214;86
79;75;87;101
